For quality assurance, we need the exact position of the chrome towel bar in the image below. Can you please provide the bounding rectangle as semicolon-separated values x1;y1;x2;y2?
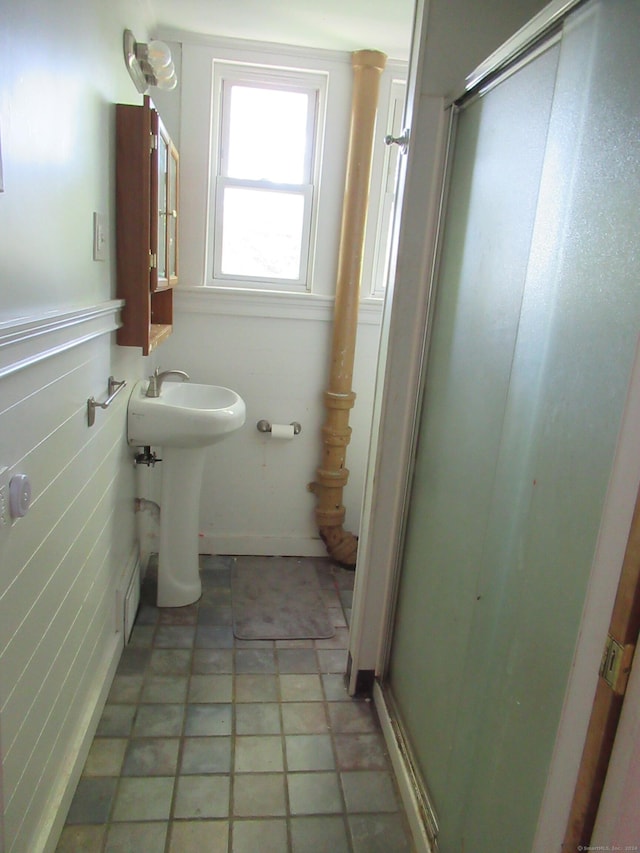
87;376;127;427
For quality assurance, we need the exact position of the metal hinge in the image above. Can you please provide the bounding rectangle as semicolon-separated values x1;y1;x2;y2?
149;252;157;269
600;634;635;695
150;133;158;151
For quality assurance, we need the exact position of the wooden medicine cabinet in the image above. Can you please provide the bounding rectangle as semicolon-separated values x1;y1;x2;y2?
116;96;179;355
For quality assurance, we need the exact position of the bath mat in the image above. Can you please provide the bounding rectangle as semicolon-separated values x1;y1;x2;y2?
231;556;335;640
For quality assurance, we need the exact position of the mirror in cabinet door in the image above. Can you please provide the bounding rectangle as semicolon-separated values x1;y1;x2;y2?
115;96;178;356
152;107;178;289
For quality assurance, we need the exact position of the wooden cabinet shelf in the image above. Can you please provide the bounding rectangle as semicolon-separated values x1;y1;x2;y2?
116;97;179;355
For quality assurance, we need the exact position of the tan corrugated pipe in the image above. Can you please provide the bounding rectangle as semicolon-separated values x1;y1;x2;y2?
309;49;387;568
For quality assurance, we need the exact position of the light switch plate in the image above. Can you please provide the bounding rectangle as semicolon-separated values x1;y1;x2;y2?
93;211;106;261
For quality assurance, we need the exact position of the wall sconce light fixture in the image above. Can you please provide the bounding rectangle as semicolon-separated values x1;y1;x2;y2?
123;29;177;94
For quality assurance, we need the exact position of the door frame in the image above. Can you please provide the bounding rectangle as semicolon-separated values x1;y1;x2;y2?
347;0;450;693
532;338;640;850
592;608;640;844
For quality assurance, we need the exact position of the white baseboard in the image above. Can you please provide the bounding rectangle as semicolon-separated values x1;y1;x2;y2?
124;562;141;643
116;547;141;641
198;534;327;557
373;681;437;853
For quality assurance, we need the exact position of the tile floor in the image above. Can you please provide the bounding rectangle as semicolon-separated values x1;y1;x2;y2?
56;555;414;852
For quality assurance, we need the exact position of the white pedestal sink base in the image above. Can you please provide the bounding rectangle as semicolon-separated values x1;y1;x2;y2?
126;378;246;606
157;447;205;607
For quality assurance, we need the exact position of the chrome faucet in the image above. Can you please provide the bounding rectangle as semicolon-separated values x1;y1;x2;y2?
145;367;190;398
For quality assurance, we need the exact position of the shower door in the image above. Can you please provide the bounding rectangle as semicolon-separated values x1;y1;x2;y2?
384;2;640;851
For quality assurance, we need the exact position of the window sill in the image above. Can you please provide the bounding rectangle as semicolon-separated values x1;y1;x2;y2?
173;286;384;325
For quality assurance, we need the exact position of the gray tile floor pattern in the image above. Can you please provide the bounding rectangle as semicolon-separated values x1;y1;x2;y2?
57;555;414;852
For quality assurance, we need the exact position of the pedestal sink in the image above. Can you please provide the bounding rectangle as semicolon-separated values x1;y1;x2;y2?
128;379;246;607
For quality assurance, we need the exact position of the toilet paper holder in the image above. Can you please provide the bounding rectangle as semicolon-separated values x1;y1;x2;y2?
257;419;302;435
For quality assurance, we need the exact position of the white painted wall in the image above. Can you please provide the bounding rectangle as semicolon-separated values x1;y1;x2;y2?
153;0;415;61
0;0;152;849
0;0;142;320
145;293;383;555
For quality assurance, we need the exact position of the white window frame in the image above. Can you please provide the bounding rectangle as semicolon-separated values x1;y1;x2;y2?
369;79;407;298
208;62;327;293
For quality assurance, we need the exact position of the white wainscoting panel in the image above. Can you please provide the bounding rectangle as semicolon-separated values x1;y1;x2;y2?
0;302;140;853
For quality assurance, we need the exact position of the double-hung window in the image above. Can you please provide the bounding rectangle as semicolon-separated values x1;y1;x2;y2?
211;64;325;291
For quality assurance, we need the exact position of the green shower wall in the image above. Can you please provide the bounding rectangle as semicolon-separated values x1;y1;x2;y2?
387;2;640;850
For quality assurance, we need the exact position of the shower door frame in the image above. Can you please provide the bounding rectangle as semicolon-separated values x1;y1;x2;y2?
349;0;640;848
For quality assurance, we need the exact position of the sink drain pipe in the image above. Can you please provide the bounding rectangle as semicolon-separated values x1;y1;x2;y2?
309;49;387;568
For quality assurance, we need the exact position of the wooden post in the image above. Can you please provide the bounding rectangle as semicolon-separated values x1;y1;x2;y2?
310;49;387;567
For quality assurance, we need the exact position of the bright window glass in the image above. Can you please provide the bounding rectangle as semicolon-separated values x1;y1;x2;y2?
226;86;310;183
220;187;305;279
212;66;322;289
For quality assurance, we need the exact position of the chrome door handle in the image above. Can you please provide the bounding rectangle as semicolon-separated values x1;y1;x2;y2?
385;128;410;154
